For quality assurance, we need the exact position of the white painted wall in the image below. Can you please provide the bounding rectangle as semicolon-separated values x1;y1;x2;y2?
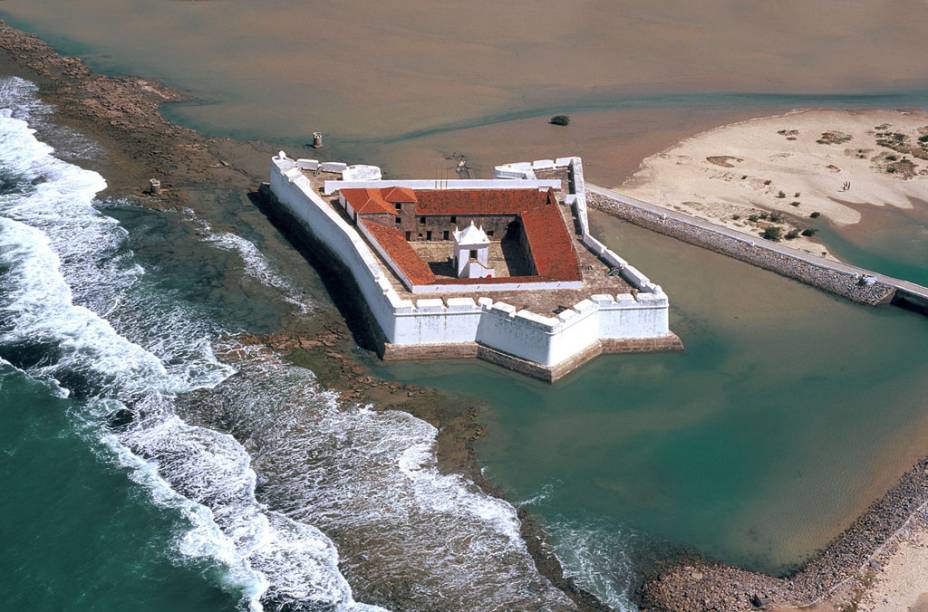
323;178;560;195
270;153;673;372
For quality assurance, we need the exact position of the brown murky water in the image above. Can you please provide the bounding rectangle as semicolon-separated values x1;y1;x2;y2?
3;0;928;183
2;3;927;608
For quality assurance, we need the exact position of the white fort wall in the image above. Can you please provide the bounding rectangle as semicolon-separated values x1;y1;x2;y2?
270;153;672;374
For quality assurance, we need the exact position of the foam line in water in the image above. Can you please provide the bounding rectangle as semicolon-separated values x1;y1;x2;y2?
0;75;591;612
201;224;313;313
0;77;377;612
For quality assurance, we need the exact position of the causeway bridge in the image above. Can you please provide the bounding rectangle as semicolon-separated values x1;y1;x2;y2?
587;184;928;316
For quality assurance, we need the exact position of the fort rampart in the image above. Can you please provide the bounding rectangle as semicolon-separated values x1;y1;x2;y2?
269;155;680;381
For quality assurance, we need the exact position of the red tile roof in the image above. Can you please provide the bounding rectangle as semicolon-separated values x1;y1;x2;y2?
353;187;580;287
520;203;581;281
382;186;417;203
360;220;435;285
341;188;397;216
414;189;546;215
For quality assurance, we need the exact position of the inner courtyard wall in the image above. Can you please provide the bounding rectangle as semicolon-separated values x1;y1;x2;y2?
270;154;674;376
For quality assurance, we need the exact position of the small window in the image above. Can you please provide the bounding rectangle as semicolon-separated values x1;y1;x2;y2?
395;216;401;224
469;249;478;259
442;230;449;240
450;215;457;223
395;203;402;211
405;231;411;240
426;231;432;241
419;216;426;224
487;230;495;238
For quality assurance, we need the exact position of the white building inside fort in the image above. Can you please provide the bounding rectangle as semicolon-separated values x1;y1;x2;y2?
268;154;681;381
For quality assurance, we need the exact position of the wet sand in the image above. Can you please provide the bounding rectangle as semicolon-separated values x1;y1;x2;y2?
3;0;928;144
352;106;770;187
4;14;928;612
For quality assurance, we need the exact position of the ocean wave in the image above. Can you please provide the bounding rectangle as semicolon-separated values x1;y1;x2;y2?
549;519;639;611
187;349;575;611
0;77;376;612
200;222;313;314
0;74;575;612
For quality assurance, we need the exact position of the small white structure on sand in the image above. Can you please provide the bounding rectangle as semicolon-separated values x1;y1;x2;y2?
454;222;494;278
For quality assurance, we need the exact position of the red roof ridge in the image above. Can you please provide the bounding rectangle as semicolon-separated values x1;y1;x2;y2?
354;186;581;286
360;219;435;285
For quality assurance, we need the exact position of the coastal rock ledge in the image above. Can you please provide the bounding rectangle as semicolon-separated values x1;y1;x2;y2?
639;457;928;611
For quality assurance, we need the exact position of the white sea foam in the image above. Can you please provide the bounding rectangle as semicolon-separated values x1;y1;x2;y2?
0;77;376;612
194;349;575;610
0;75;579;612
202;226;312;313
549;520;638;611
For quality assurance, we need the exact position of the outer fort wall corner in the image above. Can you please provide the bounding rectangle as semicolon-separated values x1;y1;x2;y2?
271;154;676;375
270;157;399;341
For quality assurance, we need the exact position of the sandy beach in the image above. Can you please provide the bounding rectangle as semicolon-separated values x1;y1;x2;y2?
3;14;928;612
856;507;928;612
619;109;928;258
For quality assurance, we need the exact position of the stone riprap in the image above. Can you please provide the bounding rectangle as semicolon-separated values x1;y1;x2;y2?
587;188;900;306
639;457;928;611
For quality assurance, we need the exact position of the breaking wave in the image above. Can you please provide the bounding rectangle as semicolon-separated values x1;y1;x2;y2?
549;519;638;611
0;77;377;612
0;75;575;611
202;225;313;313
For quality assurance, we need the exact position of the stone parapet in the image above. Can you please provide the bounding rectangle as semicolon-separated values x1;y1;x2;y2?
270;152;678;381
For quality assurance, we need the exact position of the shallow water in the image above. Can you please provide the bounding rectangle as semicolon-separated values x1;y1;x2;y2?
0;78;571;611
6;1;928;137
375;210;928;607
816;199;928;286
1;3;927;610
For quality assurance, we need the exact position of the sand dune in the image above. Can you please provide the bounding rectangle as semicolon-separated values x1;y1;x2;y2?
618;109;928;257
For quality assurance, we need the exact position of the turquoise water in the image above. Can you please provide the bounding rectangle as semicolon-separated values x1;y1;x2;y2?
375;212;928;607
0;77;576;611
815;201;928;287
0;366;241;612
0;4;926;609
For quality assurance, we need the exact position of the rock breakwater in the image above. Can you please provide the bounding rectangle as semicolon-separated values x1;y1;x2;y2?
589;189;897;305
639;458;928;611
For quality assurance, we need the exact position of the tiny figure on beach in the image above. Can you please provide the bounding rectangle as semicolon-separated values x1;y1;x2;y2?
454;156;472;178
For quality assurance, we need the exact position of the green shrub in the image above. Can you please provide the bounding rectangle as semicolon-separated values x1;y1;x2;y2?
790;201;800;207
801;228;818;237
549;115;570;126
732;214;741;220
748;214;760;222
785;229;800;240
762;226;784;241
777;190;786;198
919;134;928;143
810;211;821;218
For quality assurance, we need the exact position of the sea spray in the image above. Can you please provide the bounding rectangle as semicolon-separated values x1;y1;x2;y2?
183;347;574;610
0;75;576;611
0;78;377;611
